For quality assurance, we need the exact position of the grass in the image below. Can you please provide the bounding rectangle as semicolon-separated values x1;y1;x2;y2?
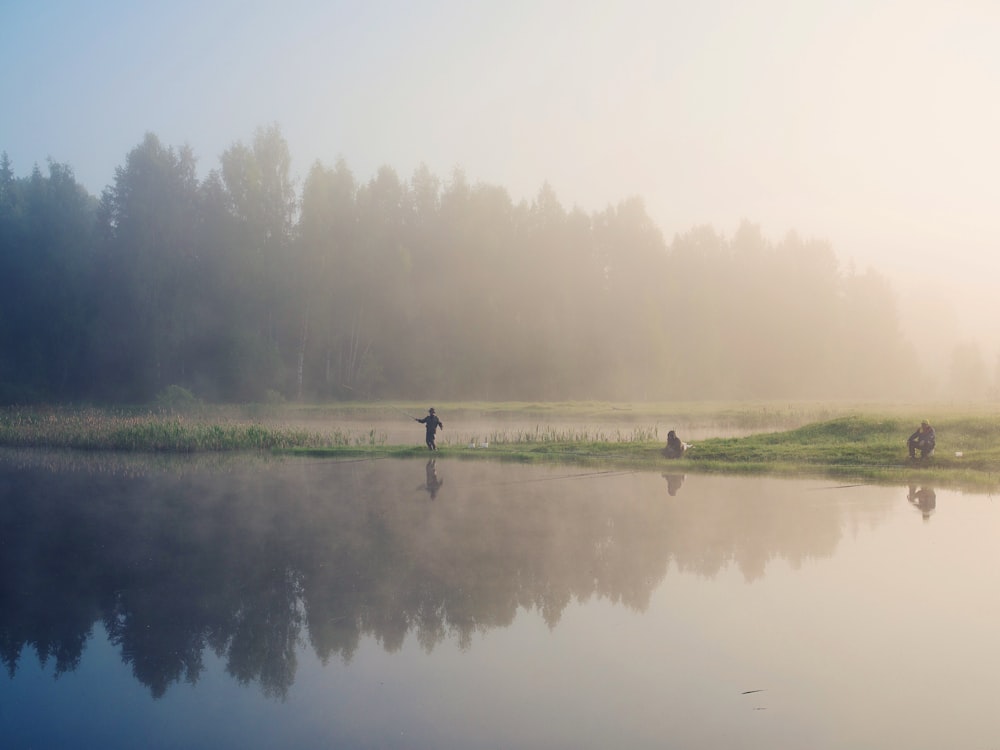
679;415;1000;490
270;410;1000;492
0;406;383;452
2;403;999;492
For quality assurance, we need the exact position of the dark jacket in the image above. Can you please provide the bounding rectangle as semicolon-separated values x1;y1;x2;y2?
418;414;443;439
908;426;935;447
663;430;685;458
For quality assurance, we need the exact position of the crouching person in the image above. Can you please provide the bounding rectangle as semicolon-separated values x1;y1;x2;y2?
908;420;935;460
662;430;687;459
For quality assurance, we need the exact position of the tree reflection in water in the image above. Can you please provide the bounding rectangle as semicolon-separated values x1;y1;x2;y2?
0;450;870;699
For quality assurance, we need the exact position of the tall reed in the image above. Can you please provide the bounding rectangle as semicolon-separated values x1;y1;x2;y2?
0;407;354;452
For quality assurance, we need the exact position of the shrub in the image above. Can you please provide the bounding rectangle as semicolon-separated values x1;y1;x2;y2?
154;385;201;414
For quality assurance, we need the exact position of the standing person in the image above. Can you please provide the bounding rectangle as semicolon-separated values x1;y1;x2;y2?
907;419;935;459
416;407;443;450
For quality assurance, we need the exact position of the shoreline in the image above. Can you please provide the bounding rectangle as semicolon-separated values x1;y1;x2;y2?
2;407;997;492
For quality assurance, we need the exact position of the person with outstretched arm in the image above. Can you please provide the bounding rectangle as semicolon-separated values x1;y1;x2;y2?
416;407;444;450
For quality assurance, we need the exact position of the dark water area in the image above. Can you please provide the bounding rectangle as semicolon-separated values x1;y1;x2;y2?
1;449;998;749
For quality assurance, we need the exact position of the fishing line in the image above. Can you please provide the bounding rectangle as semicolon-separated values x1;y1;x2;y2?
270;454;393;468
317;455;393;466
388;403;420;420
338;383;419;420
491;468;640;486
452;444;655;462
806;483;868;491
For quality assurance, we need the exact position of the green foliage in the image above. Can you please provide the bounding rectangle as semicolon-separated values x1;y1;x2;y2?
0;407;350;451
0;132;979;404
681;415;1000;490
154;385;201;413
0;158;97;402
263;389;286;405
781;415;901;440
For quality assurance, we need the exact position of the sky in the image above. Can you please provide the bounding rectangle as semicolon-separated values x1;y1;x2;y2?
3;0;999;356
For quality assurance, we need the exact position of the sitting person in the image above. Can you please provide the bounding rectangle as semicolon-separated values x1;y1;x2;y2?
907;420;935;459
662;430;687;459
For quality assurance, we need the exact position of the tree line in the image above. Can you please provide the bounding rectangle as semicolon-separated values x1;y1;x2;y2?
1;126;942;404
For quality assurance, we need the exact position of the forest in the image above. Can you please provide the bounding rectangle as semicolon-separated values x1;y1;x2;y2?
0;125;987;405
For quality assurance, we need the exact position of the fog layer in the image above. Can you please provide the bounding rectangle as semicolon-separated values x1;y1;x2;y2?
0;132;994;404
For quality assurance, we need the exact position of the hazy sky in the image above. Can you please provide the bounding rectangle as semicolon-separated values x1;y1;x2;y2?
4;0;998;349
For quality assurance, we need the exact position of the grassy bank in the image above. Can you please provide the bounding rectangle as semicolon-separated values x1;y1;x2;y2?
678;415;1000;491
0;407;370;452
276;412;1000;492
2;405;998;491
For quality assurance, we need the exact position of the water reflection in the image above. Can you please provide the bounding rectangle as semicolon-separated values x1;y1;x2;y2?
662;473;685;496
0;452;888;701
907;485;937;520
422;459;444;499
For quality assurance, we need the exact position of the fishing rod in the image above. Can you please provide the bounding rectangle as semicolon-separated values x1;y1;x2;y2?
339;383;420;420
393;404;421;421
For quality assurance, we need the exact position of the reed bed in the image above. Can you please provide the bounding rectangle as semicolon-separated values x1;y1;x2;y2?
472;425;661;446
0;407;374;452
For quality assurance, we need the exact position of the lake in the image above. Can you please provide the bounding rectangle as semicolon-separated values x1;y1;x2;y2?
1;448;998;749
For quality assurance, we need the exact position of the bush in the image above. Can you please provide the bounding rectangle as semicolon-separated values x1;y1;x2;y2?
154;385;201;414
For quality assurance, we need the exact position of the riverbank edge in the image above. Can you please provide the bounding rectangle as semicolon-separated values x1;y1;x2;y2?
2;407;997;492
282;443;999;493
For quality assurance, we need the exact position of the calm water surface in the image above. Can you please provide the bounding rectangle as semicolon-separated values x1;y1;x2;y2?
1;449;998;749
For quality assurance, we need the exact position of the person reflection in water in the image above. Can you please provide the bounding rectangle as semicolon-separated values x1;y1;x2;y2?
424;459;443;499
662;473;685;496
907;485;936;520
